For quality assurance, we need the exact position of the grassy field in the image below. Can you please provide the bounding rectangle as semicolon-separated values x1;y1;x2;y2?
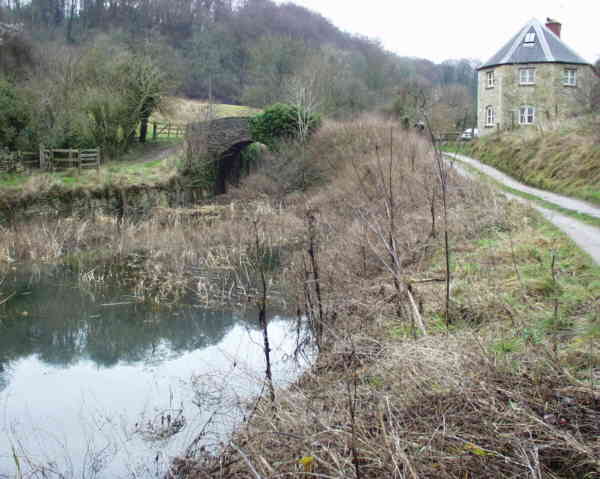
152;97;260;124
0;143;181;193
458;120;600;206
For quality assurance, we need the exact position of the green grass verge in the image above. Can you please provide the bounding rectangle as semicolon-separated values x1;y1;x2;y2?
420;203;600;379
0;143;181;193
447;154;600;229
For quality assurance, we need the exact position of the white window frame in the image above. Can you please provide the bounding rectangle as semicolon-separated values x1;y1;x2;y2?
485;106;496;126
524;32;536;44
486;70;495;88
519;106;535;125
564;68;577;86
519;68;536;85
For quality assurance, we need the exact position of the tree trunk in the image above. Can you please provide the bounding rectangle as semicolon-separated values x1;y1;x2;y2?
139;114;149;143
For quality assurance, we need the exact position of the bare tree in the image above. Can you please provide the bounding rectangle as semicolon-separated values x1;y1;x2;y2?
346;122;428;336
422;108;452;327
285;70;320;189
251;215;275;403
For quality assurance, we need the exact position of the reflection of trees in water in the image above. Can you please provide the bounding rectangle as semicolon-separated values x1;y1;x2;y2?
0;272;270;373
0;359;7;393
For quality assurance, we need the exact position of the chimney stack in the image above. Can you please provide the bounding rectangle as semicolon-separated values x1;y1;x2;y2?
546;18;562;38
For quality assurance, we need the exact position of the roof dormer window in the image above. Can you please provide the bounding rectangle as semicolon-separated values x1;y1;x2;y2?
523;32;536;46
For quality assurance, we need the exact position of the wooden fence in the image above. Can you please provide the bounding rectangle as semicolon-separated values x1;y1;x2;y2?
436;132;462;143
151;121;186;140
0;148;101;173
0;150;42;171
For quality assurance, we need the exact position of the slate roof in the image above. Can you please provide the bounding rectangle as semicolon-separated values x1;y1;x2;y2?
479;18;591;70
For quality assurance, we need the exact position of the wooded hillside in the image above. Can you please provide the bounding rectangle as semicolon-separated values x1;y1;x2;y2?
0;0;479;154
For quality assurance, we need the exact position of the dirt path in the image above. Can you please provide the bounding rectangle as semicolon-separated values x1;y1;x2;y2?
138;143;182;164
445;152;600;265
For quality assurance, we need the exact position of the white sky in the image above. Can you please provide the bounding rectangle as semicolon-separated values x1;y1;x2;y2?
278;0;599;64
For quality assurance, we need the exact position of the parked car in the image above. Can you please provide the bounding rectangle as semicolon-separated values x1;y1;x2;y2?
460;128;479;141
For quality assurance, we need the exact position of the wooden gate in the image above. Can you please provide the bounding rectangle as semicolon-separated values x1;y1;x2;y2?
152;121;186;140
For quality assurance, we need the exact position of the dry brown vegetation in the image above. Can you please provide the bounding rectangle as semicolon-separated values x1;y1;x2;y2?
165;118;599;478
1;116;598;478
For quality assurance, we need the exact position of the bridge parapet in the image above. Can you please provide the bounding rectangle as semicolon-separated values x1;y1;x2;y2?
187;116;253;157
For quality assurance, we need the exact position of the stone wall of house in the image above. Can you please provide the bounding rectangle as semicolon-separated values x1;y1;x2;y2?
478;63;594;136
548;63;595;120
477;66;503;134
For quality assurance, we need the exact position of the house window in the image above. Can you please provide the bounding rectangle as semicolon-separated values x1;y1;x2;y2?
519;106;535;124
485;106;496;126
519;68;536;85
486;71;495;88
564;68;577;86
523;32;536;46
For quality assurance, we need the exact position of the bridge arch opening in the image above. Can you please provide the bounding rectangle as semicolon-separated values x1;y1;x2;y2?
215;140;256;195
186;116;266;195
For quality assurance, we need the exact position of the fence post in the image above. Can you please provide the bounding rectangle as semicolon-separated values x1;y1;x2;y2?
153;122;157;141
39;144;45;169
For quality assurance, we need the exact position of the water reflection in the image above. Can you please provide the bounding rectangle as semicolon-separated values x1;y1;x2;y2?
0;270;306;478
0;270;270;381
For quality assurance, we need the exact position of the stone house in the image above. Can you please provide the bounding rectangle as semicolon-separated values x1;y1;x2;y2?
477;18;595;135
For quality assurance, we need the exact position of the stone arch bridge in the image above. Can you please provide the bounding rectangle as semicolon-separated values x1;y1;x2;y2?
186;117;256;195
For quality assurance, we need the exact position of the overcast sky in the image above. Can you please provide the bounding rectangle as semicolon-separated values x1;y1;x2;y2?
278;0;599;65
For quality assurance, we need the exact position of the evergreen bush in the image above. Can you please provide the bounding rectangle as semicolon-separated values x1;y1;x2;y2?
249;103;321;148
